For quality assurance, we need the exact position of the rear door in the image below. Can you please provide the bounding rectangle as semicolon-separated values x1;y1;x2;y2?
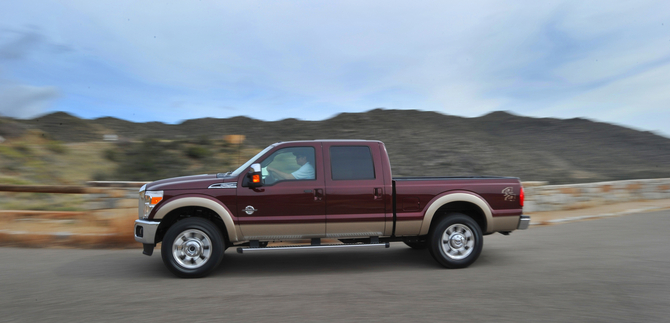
322;142;387;238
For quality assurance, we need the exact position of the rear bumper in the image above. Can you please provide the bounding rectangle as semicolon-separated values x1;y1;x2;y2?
134;219;160;244
517;215;531;230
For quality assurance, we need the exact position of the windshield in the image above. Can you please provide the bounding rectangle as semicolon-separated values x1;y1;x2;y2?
230;144;278;177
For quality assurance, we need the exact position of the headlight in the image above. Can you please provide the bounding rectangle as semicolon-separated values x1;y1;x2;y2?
139;188;163;220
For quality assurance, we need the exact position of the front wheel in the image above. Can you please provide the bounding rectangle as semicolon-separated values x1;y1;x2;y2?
161;218;225;278
428;213;483;268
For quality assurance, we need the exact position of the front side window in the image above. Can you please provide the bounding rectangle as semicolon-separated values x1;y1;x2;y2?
261;147;316;184
330;146;375;180
230;144;276;177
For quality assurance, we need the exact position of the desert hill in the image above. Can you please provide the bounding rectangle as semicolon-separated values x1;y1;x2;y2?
2;109;669;184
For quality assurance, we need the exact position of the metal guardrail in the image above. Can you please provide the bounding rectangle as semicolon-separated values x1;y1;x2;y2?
0;185;93;194
0;182;145;247
0;210;87;219
0;182;146;220
0;182;148;194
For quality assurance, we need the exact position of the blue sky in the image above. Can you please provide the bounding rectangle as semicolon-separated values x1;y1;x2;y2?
1;1;669;137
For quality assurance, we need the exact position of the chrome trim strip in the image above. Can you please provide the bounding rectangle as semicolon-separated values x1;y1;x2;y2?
208;183;237;189
237;243;390;253
244;234;313;240
517;215;531;230
325;232;383;238
134;220;160;244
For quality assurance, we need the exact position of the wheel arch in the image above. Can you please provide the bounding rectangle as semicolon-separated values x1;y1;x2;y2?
419;192;493;235
153;196;240;243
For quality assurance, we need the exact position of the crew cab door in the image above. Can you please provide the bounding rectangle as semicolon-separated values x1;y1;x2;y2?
237;143;325;240
323;142;388;237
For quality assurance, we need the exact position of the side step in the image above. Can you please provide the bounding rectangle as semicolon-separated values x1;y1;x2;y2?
237;242;390;254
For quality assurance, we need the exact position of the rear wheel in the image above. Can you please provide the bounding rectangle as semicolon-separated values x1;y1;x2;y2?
161;218;225;278
428;213;483;268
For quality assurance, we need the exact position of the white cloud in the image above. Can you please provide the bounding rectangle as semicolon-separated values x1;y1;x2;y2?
0;83;59;119
1;0;669;137
560;62;670;120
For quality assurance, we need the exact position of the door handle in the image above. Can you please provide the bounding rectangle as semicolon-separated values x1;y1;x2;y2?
374;188;383;200
314;189;324;201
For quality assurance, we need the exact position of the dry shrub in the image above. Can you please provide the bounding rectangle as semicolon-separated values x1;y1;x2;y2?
100;209;138;248
0;232;56;248
0;232;10;245
0;209;140;249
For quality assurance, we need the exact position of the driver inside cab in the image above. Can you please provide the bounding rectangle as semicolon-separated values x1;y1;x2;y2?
266;150;315;180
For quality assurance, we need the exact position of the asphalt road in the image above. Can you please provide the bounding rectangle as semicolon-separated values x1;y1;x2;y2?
1;211;669;323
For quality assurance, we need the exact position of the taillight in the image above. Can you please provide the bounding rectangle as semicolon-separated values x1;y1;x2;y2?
520;187;525;207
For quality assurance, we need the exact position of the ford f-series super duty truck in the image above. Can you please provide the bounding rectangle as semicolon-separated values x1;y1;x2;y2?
134;140;529;278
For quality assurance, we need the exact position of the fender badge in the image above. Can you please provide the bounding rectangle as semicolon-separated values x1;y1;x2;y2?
244;205;258;215
502;187;515;202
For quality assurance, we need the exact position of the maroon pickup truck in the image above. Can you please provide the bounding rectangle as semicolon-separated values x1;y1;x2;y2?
134;140;529;278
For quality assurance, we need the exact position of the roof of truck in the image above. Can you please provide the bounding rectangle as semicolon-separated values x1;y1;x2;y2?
276;139;383;144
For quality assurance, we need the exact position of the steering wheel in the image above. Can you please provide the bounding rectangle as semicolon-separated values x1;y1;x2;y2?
264;168;278;185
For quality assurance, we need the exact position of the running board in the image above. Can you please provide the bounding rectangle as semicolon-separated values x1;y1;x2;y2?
237;242;390;254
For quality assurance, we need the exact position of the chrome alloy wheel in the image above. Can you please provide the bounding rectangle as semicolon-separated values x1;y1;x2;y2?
172;229;212;269
441;223;475;260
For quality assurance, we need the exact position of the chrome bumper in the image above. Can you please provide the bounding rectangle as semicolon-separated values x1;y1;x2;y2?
134;220;160;244
517;215;530;230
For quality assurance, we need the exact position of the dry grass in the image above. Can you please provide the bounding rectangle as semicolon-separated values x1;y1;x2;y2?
98;209;138;247
0;208;139;249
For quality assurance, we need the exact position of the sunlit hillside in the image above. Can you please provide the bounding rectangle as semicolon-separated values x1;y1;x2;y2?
2;109;670;185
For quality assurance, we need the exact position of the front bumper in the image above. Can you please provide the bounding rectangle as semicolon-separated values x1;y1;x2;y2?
134;219;160;244
517;215;531;230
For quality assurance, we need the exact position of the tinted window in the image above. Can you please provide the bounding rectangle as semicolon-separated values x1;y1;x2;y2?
330;146;375;180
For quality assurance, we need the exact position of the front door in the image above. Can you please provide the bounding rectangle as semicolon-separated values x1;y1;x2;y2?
236;143;325;240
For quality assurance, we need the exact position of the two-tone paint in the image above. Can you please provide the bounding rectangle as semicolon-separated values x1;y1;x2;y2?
134;140;525;248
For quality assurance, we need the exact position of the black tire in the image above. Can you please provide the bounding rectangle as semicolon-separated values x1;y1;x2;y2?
161;217;225;278
403;240;428;250
428;213;483;268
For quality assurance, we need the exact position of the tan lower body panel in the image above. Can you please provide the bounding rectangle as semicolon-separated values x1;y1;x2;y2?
393;220;423;236
233;225;245;242
488;216;520;232
326;221;385;238
239;220;430;240
327;220;423;238
240;223;324;240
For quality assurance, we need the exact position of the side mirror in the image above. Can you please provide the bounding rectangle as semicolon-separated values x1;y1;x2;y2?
245;163;263;188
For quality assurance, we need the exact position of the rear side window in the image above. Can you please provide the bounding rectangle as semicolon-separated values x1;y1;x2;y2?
330;146;375;180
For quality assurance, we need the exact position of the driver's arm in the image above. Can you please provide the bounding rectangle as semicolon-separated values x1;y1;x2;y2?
267;166;296;180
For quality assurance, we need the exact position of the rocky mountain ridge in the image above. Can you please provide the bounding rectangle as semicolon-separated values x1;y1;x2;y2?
1;109;669;184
